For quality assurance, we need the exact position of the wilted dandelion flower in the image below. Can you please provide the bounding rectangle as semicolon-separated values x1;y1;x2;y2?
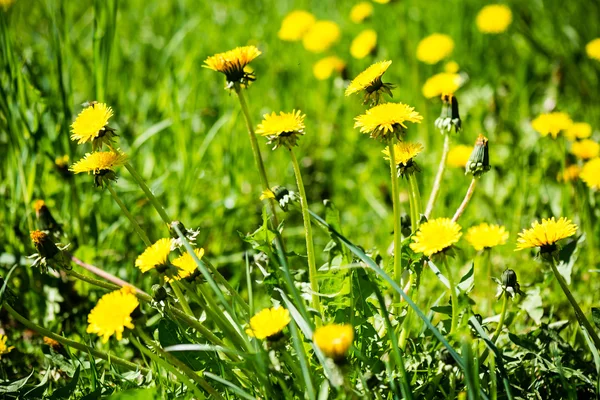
30;229;60;261
204;46;261;89
564;122;592;141
0;335;14;359
313;324;354;361
466;134;491;176
313;56;346;80
580;158;600;190
447;145;473;168
586;38;600;61
354;102;423;141
256;110;306;149
558;164;581;182
168;248;205;282
476;4;512;34
410;218;462;257
278;10;316;41
34;199;61;233
422;73;461;99
70;102;115;147
87;286;139;343
465;223;508;251
345;60;393;104
350;29;377;59
516;217;577;252
416;33;454;64
531;112;573;138
43;336;61;349
135;238;172;273
444;60;460;73
350;2;374;23
70;151;127;187
382;142;424;177
302;21;341;53
246;307;291;340
570;139;599;160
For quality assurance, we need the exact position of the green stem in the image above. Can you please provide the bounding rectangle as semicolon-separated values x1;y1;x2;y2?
408;173;422;229
491;294;509;344
123;161;171;225
443;257;459;334
452;177;477;222
388;136;403;309
70;254;144;293
548;259;600;350
203;258;249;313
4;302;147;372
398;272;415;350
425;134;451;219
289;148;322;321
106;184;151;246
170;280;194;317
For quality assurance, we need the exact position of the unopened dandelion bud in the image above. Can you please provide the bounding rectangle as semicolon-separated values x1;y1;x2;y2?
152;284;168;302
169;221;187;239
496;269;523;299
435;94;462;134
30;230;60;260
466;134;490;177
271;185;296;211
29;230;68;272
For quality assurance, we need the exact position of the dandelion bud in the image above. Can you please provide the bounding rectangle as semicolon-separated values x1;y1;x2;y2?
34;200;61;234
435;94;462;134
271;185;296;211
466;134;491;177
169;221;187;239
496;269;523;299
30;230;59;260
152;284;168;302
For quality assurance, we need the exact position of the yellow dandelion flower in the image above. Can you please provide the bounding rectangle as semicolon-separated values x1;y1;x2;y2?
476;4;512;34
278;10;316;41
447;145;473;168
168;248;205;282
372;0;390;4
422;72;461;99
0;0;15;8
302;21;341;53
0;334;14;359
70;103;114;145
565;122;592;141
586;38;600;61
350;29;377;59
465;223;509;251
531;112;573;138
246;306;291;340
516;217;577;251
260;189;276;201
313;324;354;361
416;33;454;64
410;218;462;257
256;110;306;149
345;60;393;103
87;286;139;343
135;238;172;273
313;56;346;80
580;158;600;190
444;61;460;73
350;2;374;23
354;102;422;141
30;230;47;245
33;199;45;213
382;142;424;166
570;139;599;160
70;151;127;175
55;155;70;169
557;165;580;183
204;46;261;87
43;336;61;349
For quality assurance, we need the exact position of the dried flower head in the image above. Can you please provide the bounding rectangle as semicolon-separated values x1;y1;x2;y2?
435;94;462;134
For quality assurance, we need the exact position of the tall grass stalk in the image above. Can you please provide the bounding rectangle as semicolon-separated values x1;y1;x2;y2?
106;184;152;246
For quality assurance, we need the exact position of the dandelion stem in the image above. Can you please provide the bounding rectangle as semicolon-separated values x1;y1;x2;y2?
452;177;477;222
443;257;459;334
548;259;600;350
170;280;195;317
388;136;403;310
70;253;144;293
106;184;152;246
3;302;147;372
491;293;509;344
289;148;322;321
123;161;171;225
408;173;422;232
425;134;451;219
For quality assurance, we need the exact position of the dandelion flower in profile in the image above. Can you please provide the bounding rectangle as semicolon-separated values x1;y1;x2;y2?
260;189;276;201
204;46;261;89
168;248;204;282
422;73;461;99
531;112;573;138
354;102;423;141
465;223;509;251
476;4;512;34
557;164;581;183
350;29;377;59
570;139;600;160
256;110;306;149
516;217;577;253
345;60;393;104
416;33;454;64
350;2;374;23
313;324;354;361
580;158;600;190
313;56;346;80
70;102;115;148
382;142;424;177
0;334;14;359
586;38;600;61
278;10;316;41
410;218;462;257
564;122;592;141
246;307;291;340
302;21;341;53
87;286;139;343
444;60;460;73
135;238;172;273
447;145;473;168
70;151;127;187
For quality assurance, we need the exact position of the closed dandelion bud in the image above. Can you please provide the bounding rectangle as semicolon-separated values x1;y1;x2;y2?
169;221;187;239
34;200;61;234
400;213;412;238
435;94;462;134
466;134;490;177
271;185;296;211
30;230;59;260
495;269;523;299
152;284;168;302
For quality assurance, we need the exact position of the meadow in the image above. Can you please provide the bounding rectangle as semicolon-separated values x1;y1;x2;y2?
1;0;600;398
